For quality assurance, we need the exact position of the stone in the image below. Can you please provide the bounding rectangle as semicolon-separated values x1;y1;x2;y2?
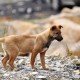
36;75;47;80
30;71;38;75
17;59;25;66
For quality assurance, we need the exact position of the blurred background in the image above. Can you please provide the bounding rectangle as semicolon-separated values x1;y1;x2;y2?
0;0;80;57
0;0;80;19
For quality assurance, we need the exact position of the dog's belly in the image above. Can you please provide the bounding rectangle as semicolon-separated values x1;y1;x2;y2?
18;52;30;56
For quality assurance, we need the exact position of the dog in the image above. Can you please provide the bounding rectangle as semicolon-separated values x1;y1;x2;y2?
0;25;63;70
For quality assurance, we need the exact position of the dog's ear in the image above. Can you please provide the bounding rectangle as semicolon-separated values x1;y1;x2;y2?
50;25;56;31
58;25;63;29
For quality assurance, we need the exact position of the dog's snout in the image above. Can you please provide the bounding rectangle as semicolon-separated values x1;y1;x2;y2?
56;32;59;35
56;32;61;35
58;36;63;41
60;36;63;41
55;36;63;41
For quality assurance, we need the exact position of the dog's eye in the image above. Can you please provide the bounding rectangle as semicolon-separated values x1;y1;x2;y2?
51;26;56;31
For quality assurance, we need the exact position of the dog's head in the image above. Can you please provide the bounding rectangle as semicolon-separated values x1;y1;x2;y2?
49;25;63;41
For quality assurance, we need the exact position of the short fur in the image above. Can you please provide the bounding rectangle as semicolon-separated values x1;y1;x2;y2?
0;25;63;70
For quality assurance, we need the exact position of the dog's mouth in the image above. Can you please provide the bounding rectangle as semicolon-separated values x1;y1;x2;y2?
48;35;63;42
54;36;63;41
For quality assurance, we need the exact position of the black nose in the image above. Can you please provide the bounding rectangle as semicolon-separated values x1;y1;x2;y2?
55;36;63;41
60;37;63;41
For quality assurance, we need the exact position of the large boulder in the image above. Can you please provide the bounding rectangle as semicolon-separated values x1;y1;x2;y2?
46;18;80;57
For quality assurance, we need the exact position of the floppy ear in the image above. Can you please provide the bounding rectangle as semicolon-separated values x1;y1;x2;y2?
59;25;63;29
50;25;56;31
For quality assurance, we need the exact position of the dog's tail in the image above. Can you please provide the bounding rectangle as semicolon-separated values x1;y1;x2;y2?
0;37;5;42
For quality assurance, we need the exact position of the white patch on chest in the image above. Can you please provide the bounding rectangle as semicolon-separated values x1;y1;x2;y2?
42;48;48;52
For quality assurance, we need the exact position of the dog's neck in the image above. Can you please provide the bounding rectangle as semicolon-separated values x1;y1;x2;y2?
40;29;50;42
39;29;55;48
43;35;55;48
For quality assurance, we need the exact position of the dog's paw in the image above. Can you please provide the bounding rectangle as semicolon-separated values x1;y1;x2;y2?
40;67;49;70
32;67;38;71
44;68;49;70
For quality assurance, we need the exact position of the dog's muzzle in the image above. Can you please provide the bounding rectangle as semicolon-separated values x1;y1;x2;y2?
55;36;63;41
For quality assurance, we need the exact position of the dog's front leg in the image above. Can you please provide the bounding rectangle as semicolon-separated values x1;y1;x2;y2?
31;50;38;69
31;36;43;70
40;51;48;70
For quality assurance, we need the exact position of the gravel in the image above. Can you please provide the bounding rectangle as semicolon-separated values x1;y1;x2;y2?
0;53;80;80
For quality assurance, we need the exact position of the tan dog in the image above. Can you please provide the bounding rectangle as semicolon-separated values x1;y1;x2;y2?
0;25;63;70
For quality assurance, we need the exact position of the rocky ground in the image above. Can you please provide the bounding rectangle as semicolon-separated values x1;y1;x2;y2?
0;53;80;80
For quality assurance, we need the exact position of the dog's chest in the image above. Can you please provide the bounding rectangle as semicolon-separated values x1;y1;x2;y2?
42;41;51;53
43;36;54;50
43;39;53;49
44;41;52;48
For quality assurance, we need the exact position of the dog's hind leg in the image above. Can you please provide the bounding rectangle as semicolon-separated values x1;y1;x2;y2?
2;53;9;69
8;52;18;70
8;45;19;70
